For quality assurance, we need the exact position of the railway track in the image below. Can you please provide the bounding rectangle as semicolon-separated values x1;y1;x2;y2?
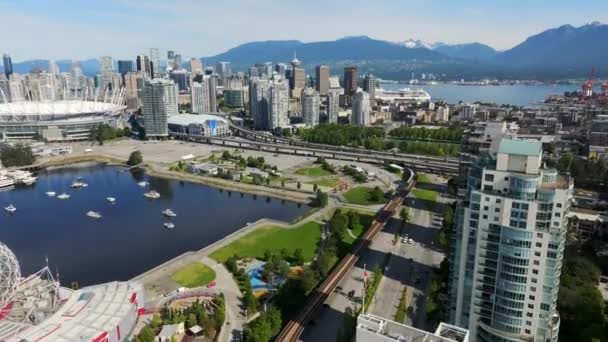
275;178;416;341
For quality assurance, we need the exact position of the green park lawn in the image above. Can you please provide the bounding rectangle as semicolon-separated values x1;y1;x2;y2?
305;177;341;188
295;166;333;178
170;262;217;288
344;186;388;205
210;221;322;263
412;188;438;203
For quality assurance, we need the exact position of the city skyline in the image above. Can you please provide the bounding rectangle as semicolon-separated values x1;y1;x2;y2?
1;0;607;60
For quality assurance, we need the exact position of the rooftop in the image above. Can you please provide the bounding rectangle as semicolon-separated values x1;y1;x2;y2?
497;138;542;157
167;113;228;126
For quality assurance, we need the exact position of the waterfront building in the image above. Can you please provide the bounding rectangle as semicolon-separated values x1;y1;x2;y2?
142;79;178;138
351;89;370;126
290;54;306;99
301;87;320;127
315;64;329;96
328;91;339;124
3;54;13;79
117;60;134;80
344;66;358;96
223;89;244;108
190;58;203;74
449;137;572;342
357;314;469;342
149;48;161;78
168;113;231;138
363;74;377;101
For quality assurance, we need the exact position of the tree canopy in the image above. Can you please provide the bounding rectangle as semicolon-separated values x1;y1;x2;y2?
0;144;36;167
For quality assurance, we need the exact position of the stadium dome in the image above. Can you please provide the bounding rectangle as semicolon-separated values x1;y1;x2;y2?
0;242;20;307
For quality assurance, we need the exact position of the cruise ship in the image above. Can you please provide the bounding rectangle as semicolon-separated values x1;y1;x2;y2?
375;87;431;103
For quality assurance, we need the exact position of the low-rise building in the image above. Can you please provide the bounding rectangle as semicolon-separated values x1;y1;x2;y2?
156;323;185;342
356;314;469;342
168;113;231;138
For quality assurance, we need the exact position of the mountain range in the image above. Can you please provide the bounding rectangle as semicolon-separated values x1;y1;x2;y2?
4;22;608;80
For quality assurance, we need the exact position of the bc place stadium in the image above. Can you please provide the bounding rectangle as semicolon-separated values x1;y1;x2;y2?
0;90;126;142
0;241;144;341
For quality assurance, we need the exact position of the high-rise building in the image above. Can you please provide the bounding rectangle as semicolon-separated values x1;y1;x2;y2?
215;61;231;80
124;71;144;110
344;66;358;96
448;137;572;342
301;87;320;127
117;60;134;80
98;56;114;90
351;89;370;126
48;60;60;75
149;48;161;78
315;64;329;96
167;50;175;70
190;58;203;74
173;54;182;70
3;54;13;79
142;79;178;138
363;74;377;101
207;76;218;112
136;55;151;78
223;89;244;108
170;70;190;91
249;77;289;130
290;54;306;99
191;80;211;114
327;92;339;124
248;66;259;78
275;63;287;77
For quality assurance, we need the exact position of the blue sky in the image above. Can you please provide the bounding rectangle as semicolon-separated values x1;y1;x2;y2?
1;0;607;61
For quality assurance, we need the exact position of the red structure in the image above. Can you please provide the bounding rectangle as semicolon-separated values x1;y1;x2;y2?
581;67;596;100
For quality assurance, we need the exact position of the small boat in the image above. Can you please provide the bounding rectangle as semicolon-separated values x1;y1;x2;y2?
4;204;16;214
137;181;149;187
162;209;177;217
164;222;175;229
46;191;56;197
144;190;160;199
106;197;116;204
22;176;37;185
86;211;102;219
70;181;85;189
81;183;88;188
57;193;71;200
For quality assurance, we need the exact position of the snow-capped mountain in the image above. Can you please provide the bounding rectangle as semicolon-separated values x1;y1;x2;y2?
398;38;441;49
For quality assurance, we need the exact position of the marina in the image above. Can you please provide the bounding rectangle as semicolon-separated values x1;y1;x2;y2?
0;163;309;287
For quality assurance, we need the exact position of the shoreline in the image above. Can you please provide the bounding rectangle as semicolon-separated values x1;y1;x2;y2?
35;153;313;204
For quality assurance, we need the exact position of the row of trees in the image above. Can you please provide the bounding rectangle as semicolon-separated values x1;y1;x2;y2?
89;124;130;145
389;127;464;142
300;124;385;147
398;140;460;157
0;144;36;167
224;255;259;315
556;152;608;190
342;165;367;183
314;156;336;174
136;296;225;342
243;308;282;342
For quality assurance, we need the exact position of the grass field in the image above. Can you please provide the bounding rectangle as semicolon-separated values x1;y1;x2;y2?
417;173;433;184
171;262;217;288
412;188;438;203
344;186;388;205
210;221;322;263
305;177;341;188
295;166;333;178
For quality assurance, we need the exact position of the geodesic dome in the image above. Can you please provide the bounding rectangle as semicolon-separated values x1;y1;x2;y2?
0;242;20;307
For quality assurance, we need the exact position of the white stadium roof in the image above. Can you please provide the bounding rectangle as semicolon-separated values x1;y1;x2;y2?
0;101;124;117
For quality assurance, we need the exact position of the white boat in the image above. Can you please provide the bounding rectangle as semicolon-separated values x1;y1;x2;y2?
86;211;102;219
162;209;177;217
22;176;37;185
164;222;175;229
0;177;15;188
46;191;56;197
70;181;85;189
81;183;88;188
7;170;29;182
57;193;71;200
144;190;160;199
137;181;149;187
4;204;16;214
106;197;116;203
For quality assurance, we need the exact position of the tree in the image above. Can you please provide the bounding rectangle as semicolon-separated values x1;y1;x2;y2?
370;186;384;202
293;248;305;265
150;314;162;329
127;150;143;166
400;208;411;225
281;180;285;188
243;308;282;342
313;184;318;192
136;326;155;342
222;150;231;160
0;144;36;167
187;313;197;329
297;181;302;190
265;177;270;186
316;190;328;207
